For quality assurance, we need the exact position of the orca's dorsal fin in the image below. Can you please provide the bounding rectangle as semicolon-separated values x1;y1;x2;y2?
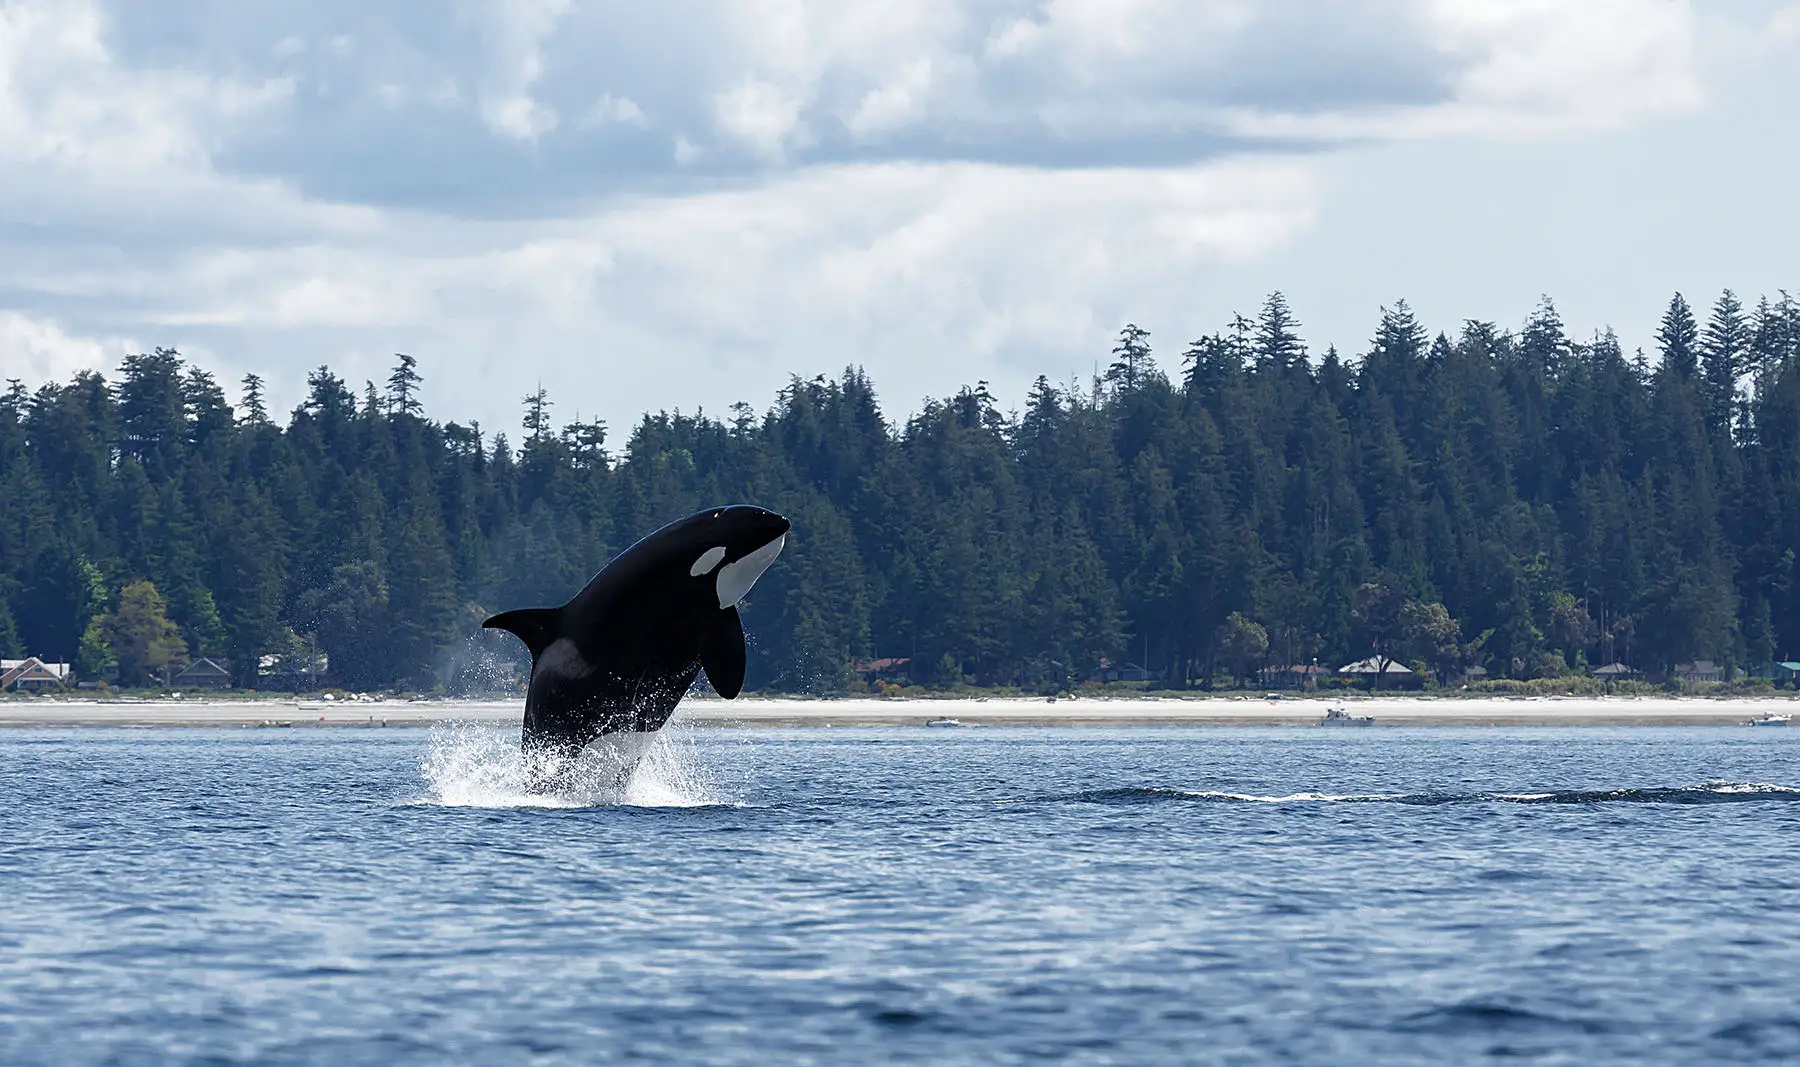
699;605;746;698
483;607;562;659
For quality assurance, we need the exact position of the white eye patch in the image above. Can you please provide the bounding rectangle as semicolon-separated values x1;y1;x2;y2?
690;546;728;576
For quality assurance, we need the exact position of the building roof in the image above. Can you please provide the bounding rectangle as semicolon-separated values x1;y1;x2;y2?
1591;662;1637;675
1338;657;1412;674
854;657;911;673
1778;662;1800;672
2;657;71;685
175;657;231;678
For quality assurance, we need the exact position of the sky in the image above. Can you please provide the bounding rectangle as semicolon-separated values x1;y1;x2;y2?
2;0;1798;440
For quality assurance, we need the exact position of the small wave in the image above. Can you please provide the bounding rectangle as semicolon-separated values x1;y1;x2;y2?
1021;782;1800;806
415;721;733;809
1397;1001;1612;1036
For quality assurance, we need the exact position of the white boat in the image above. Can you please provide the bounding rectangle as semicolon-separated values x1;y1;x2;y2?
1750;712;1792;727
1321;707;1374;727
924;717;964;728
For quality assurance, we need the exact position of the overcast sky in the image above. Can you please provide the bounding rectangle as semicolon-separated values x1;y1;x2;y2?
3;0;1798;438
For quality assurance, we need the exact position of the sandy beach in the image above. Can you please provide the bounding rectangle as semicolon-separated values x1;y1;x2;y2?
1;694;1795;728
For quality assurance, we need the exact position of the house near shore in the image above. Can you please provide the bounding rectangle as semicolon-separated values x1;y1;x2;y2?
1260;664;1329;689
1591;662;1641;681
1338;656;1418;688
853;657;911;683
1338;656;1412;678
259;653;329;691
1778;661;1800;683
1674;660;1725;683
173;658;232;690
1097;658;1156;683
1;657;72;692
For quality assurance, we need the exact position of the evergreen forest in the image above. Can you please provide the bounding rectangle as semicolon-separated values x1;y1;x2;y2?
3;290;1800;693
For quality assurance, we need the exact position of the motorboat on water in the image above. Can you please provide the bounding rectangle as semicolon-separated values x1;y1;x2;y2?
1321;706;1374;727
1750;711;1792;727
924;717;964;728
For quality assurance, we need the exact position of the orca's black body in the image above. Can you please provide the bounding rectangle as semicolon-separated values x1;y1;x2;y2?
484;505;789;761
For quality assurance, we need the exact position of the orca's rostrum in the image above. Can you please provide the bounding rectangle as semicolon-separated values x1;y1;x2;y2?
484;505;789;778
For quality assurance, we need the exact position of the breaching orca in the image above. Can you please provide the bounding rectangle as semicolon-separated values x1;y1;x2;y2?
483;504;789;782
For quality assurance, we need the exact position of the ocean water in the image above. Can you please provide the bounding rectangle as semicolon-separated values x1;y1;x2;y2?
2;725;1798;1066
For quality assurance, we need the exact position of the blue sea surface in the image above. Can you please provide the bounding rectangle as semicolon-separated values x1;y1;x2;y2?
2;724;1799;1065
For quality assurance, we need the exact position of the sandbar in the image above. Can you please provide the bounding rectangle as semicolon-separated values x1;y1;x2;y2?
1;695;1795;728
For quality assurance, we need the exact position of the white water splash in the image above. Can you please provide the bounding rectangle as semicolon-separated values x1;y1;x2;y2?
417;720;732;808
1701;781;1800;795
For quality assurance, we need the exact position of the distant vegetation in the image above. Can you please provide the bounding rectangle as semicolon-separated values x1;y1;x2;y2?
2;290;1798;693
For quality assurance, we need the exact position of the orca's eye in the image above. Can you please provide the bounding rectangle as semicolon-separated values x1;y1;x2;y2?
690;546;727;576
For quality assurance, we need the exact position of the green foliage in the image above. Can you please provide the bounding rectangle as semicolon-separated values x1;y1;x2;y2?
77;618;111;681
100;580;188;686
0;596;21;659
1399;600;1462;683
1216;612;1268;688
4;291;1800;692
20;546;107;669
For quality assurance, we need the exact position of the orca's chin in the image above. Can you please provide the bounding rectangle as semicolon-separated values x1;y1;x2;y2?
716;533;786;608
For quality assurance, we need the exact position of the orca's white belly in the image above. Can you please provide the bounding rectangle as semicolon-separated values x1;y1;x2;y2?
579;729;662;785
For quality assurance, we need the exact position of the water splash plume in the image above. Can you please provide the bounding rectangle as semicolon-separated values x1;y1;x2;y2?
417;720;732;808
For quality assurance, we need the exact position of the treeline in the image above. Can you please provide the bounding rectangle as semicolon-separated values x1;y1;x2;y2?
2;290;1799;692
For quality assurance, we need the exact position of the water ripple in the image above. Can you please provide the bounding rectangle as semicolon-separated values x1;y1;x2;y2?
2;726;1798;1065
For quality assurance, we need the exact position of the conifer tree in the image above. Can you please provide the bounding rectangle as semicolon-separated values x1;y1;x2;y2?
5;291;1800;690
1701;290;1749;439
387;353;424;416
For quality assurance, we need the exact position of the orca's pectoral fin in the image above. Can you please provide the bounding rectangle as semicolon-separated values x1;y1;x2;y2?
700;606;746;698
483;607;562;659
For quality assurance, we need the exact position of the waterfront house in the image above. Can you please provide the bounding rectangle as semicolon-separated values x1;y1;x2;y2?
1674;660;1725;683
1338;656;1412;678
1260;664;1329;689
853;657;912;683
258;653;329;691
1;657;72;692
1097;658;1155;683
1591;662;1641;681
1338;656;1417;689
173;657;232;689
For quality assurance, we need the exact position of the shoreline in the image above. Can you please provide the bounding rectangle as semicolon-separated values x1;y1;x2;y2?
1;694;1795;728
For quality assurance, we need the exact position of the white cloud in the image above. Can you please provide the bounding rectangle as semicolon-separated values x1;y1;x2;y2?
1209;0;1703;141
0;312;128;386
583;93;645;128
17;156;1315;431
713;79;807;160
1776;3;1800;40
846;57;936;136
1426;0;1702;132
3;0;1792;438
466;0;572;141
0;1;288;171
0;0;378;248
